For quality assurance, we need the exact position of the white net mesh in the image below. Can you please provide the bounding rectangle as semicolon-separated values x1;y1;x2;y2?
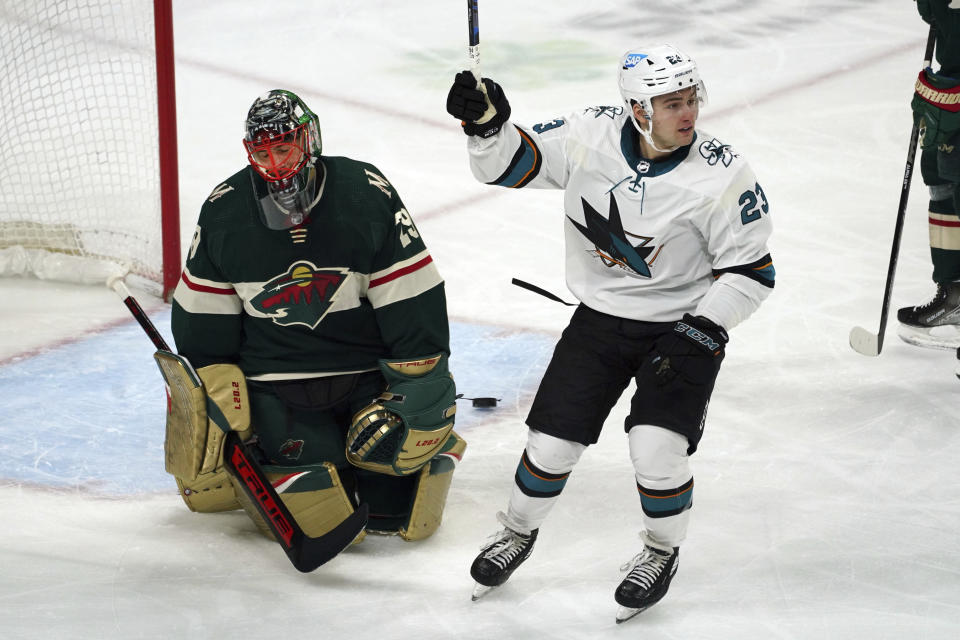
0;1;164;293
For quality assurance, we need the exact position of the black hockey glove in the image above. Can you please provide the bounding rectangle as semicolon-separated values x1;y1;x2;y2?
640;314;728;387
445;70;511;138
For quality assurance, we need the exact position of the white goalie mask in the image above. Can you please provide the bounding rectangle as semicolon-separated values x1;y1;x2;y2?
618;44;708;149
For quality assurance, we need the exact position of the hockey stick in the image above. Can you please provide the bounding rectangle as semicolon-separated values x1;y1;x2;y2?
467;0;480;82
110;278;367;572
511;277;577;306
849;25;937;357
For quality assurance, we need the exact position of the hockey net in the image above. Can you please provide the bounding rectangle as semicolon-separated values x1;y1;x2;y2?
0;0;179;299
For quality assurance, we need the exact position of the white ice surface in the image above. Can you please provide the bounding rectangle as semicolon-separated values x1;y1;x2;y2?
2;1;959;638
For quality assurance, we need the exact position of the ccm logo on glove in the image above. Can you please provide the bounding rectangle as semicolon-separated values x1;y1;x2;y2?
674;321;723;354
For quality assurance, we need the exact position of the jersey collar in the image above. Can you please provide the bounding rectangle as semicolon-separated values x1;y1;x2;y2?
619;119;695;178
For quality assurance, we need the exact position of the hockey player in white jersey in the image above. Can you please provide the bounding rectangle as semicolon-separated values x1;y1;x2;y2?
446;45;774;622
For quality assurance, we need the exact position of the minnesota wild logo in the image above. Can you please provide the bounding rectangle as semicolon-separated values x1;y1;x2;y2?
251;261;349;329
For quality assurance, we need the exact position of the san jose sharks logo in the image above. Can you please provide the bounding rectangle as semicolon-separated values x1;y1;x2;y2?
585;105;623;120
250;261;349;329
567;194;660;278
699;137;738;167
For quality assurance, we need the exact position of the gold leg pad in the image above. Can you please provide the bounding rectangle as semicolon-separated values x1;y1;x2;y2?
399;430;466;541
175;468;240;513
233;462;362;544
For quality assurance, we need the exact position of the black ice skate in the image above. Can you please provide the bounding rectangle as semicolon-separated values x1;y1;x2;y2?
896;282;960;350
470;522;538;601
614;535;679;624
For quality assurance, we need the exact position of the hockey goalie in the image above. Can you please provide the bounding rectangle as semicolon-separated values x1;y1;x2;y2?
158;89;464;555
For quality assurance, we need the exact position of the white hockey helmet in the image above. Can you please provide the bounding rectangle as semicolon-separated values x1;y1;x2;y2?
618;44;707;129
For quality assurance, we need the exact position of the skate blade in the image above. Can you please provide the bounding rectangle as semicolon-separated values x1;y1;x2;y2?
897;324;960;351
472;583;496;601
615;605;647;624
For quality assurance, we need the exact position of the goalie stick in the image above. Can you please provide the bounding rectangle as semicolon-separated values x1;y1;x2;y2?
849;25;937;357
110;277;367;572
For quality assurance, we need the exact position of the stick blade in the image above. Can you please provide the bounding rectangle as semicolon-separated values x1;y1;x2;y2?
224;432;368;573
849;326;881;356
291;503;369;573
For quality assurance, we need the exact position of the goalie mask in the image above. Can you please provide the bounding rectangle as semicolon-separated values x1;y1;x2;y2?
618;44;707;152
244;89;323;229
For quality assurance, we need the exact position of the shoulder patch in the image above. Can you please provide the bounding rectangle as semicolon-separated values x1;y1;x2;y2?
207;182;235;203
697;137;739;168
364;169;393;197
584;105;623;119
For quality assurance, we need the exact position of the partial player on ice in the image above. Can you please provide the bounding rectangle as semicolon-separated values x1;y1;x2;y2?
896;1;960;356
158;89;465;567
446;43;774;623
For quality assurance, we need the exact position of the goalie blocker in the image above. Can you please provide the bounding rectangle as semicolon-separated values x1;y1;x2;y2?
157;350;464;543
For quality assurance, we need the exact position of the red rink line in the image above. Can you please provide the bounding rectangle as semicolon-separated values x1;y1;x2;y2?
0;40;923;364
184;37;924;214
185;59;455;133
0;300;166;367
187;37;925;132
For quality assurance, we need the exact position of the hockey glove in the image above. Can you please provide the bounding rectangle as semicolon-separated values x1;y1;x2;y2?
346;354;457;476
445;70;511;138
911;69;960;150
640;314;728;387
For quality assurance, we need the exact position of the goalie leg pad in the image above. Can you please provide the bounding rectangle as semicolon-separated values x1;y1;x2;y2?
400;430;467;541
354;430;467;540
196;362;253;469
154;351;252;512
154;351;209;481
233;461;363;544
355;471;419;534
175;468;240;513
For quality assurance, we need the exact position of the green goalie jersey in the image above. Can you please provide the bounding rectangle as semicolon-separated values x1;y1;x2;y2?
171;156;450;379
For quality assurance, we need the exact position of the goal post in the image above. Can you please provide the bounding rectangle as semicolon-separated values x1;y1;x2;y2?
154;0;181;301
0;0;181;300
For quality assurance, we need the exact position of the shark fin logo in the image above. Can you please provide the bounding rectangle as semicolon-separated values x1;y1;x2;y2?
250;261;349;328
567;194;660;278
699;137;738;167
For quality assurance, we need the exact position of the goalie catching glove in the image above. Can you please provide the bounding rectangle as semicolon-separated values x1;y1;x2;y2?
347;354;456;476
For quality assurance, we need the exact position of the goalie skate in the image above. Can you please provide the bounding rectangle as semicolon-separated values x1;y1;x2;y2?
469;519;538;601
